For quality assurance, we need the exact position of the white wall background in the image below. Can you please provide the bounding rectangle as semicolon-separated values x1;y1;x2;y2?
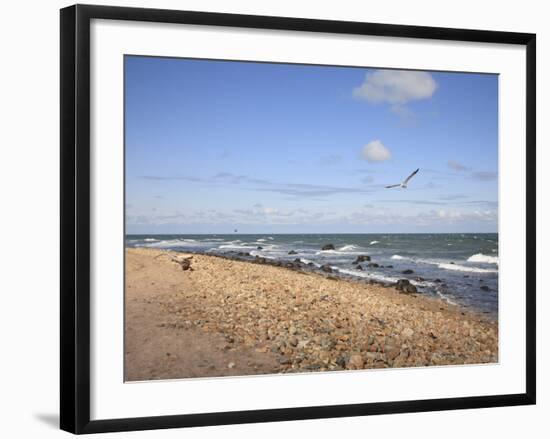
0;0;546;437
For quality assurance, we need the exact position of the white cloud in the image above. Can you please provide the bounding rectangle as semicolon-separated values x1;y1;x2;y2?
340;208;497;226
127;204;497;228
447;160;469;172
353;69;438;105
361;140;392;163
471;171;497;181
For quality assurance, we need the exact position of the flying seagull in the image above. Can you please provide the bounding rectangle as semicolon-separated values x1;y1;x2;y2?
385;168;419;189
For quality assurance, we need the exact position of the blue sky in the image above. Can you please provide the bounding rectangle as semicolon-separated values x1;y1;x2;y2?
125;56;498;234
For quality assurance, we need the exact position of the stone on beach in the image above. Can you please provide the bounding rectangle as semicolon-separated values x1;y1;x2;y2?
395;279;417;294
348;354;364;369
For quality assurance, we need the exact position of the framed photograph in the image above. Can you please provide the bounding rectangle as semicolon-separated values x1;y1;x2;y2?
60;4;536;434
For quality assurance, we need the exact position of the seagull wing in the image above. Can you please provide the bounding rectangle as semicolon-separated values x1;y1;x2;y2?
403;168;419;185
385;183;401;189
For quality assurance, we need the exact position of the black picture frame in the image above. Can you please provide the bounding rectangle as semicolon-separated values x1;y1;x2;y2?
60;4;536;434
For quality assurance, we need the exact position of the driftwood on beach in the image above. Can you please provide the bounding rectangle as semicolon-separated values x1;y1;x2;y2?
154;252;193;270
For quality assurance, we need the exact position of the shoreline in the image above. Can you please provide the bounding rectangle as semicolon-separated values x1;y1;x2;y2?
136;245;497;320
125;247;498;381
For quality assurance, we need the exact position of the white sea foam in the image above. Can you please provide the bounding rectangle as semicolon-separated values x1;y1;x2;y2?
143;238;159;242
438;263;497;274
467;253;499;264
391;254;405;260
145;239;186;248
338;268;400;284
257;239;267;242
315;248;361;256
369;240;379;245
338;244;359;251
437;291;458;305
300;258;320;267
315;250;339;255
218;244;256;250
249;251;276;260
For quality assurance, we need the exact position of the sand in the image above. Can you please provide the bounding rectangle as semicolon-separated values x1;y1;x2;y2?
124;248;498;381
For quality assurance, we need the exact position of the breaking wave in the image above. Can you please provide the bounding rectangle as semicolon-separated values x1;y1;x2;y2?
467;253;499;264
437;291;458;305
338;268;400;284
338;244;360;252
438;263;497;274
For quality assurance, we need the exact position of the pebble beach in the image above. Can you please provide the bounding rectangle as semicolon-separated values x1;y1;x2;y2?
124;247;498;381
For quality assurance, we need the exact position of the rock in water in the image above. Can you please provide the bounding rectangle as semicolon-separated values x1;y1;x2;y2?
321;264;333;273
356;264;363;271
353;255;371;264
480;285;490;291
402;269;414;275
395;279;410;290
321;244;335;251
395;279;417;294
288;250;298;255
367;263;379;268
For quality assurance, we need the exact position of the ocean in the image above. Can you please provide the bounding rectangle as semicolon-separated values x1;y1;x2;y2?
126;233;498;317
